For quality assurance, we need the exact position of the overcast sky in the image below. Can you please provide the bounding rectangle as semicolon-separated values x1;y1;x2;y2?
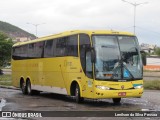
0;0;160;46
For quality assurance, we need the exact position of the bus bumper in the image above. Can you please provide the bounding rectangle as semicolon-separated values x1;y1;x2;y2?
92;88;143;99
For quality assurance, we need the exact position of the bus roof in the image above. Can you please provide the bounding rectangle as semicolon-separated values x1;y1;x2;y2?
13;30;135;47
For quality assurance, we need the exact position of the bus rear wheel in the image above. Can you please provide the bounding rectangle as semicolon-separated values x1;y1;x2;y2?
20;81;27;95
26;80;32;95
112;98;121;104
75;84;84;103
26;80;40;95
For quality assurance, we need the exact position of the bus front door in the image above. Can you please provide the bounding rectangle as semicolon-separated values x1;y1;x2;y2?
85;51;94;98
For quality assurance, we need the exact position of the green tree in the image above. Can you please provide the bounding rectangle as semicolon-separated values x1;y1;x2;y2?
155;47;160;56
0;32;13;67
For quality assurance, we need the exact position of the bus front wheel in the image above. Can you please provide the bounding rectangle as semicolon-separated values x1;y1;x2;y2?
112;98;121;104
75;84;84;103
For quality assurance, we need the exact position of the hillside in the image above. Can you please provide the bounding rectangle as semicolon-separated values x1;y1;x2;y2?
0;21;36;40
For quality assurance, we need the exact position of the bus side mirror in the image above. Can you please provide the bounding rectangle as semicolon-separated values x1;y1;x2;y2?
91;48;96;63
140;51;146;66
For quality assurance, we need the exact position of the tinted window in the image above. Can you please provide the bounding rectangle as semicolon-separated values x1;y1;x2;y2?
35;42;44;58
12;35;78;60
28;42;44;58
67;35;78;56
28;43;35;58
55;35;78;57
56;38;67;57
44;40;54;57
12;45;28;60
12;41;44;60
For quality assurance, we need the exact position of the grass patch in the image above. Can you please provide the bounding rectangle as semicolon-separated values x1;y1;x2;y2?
144;80;160;90
0;74;12;86
143;70;160;72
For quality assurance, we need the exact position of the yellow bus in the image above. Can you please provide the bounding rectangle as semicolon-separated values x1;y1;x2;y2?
12;30;143;103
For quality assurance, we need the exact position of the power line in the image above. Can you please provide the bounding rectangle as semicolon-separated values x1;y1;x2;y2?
136;26;160;36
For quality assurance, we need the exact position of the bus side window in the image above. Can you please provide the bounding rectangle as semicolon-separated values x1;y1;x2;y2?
12;45;27;60
34;41;44;58
55;35;78;57
67;35;78;57
28;43;35;58
56;38;67;57
44;40;54;58
53;40;57;57
21;45;28;59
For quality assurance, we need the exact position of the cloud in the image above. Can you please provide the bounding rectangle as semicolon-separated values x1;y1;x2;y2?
0;0;160;45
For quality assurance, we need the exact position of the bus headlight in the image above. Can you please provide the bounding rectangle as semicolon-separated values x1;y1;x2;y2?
134;85;143;89
96;85;110;90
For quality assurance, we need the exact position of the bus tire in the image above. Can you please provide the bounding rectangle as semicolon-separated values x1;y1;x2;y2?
26;80;33;95
75;84;84;103
112;98;121;104
26;80;40;95
20;80;27;95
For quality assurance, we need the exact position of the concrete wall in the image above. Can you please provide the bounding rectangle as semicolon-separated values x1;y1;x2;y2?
147;57;160;65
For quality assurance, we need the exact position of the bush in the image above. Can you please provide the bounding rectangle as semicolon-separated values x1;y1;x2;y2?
155;47;160;56
0;32;13;66
0;74;12;86
144;80;160;90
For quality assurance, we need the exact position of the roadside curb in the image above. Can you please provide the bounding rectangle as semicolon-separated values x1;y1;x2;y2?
0;85;19;90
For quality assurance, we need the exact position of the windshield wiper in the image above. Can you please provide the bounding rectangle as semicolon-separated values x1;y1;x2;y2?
111;53;135;80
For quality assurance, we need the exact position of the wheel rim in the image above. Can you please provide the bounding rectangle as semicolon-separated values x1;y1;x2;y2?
75;86;79;101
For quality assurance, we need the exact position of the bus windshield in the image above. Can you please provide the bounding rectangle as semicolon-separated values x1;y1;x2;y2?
92;35;143;80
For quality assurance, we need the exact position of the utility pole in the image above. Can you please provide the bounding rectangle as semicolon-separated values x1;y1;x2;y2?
27;23;45;38
122;0;148;34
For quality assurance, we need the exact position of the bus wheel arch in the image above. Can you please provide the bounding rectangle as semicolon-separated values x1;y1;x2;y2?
70;81;84;103
20;77;27;95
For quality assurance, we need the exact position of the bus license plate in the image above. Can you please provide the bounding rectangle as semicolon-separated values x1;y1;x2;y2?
118;92;126;96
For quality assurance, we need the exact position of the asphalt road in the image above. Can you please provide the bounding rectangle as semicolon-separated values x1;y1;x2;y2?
0;88;160;120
